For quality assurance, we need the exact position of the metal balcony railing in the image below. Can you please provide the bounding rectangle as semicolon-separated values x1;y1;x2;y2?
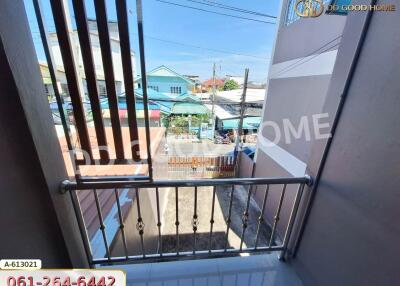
61;176;312;266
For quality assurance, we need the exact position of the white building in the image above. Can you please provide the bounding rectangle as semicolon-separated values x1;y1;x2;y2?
47;19;136;98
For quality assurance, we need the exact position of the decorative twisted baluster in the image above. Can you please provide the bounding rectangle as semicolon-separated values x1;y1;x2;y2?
192;186;198;254
114;189;128;258
208;186;216;252
269;184;287;247
155;187;163;256
93;189;110;260
224;185;235;251
135;188;146;257
175;186;180;254
254;185;269;248
239;185;253;251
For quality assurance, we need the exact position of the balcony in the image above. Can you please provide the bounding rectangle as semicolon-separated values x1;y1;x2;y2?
62;176;311;266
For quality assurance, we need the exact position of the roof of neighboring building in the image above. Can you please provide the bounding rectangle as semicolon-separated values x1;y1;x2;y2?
204;104;235;120
216;88;266;103
202;78;224;87
135;65;195;86
176;93;201;102
171;102;209;115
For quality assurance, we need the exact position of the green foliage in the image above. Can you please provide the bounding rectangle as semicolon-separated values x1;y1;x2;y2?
223;79;240;91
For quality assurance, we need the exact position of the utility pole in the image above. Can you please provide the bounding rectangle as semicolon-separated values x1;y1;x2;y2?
234;68;249;176
210;62;216;139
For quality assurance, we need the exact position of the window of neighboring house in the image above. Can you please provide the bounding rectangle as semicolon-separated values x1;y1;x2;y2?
44;84;54;99
170;86;181;94
98;82;107;97
148;85;159;92
61;83;70;97
285;0;334;26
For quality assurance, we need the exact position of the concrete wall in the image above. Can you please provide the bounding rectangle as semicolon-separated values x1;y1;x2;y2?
292;3;400;285
0;0;87;267
253;0;347;236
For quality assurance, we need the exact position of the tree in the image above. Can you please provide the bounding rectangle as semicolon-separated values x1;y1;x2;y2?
223;79;240;91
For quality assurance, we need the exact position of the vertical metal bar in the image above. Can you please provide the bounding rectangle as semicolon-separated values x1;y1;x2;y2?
114;189;128;258
50;0;93;160
32;0;80;179
279;183;305;260
224;185;235;251
155;187;163;256
208;186;216;252
136;0;153;178
71;0;109;162
254;185;269;249
175;186;180;254
69;190;93;266
239;185;253;251
135;188;146;257
268;184;287;247
192;186;198;254
93;189;111;260
94;0;125;160
115;0;140;162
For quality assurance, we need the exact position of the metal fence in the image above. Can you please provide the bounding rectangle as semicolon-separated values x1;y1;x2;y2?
166;156;235;178
62;176;312;266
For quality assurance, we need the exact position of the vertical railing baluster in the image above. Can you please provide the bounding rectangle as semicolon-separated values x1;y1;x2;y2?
192;186;198;254
175;186;180;254
268;184;287;247
114;189;128;258
69;190;93;265
224;185;235;251
208;186;216;252
93;189;110;260
135;188;146;257
254;185;270;249
279;183;306;260
239;185;253;251
155;187;163;256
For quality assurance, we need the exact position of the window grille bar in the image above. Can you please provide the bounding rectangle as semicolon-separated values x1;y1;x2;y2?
71;0;109;162
94;0;125;160
50;0;93;160
115;0;141;162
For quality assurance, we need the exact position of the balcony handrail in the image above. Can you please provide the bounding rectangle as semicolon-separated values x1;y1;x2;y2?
62;175;312;266
61;175;312;192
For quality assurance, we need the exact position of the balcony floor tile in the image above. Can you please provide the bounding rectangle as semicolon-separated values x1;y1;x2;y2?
105;254;303;286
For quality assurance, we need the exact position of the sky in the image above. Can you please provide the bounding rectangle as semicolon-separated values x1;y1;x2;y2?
24;0;279;83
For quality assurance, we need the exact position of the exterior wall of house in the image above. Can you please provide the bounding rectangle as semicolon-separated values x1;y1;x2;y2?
252;0;347;237
138;75;190;95
291;5;400;285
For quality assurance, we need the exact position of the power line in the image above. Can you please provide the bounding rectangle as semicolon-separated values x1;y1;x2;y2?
30;28;268;60
155;0;276;25
143;35;269;60
271;35;342;77
182;0;277;19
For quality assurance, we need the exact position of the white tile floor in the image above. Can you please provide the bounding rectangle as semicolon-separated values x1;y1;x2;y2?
106;254;303;286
